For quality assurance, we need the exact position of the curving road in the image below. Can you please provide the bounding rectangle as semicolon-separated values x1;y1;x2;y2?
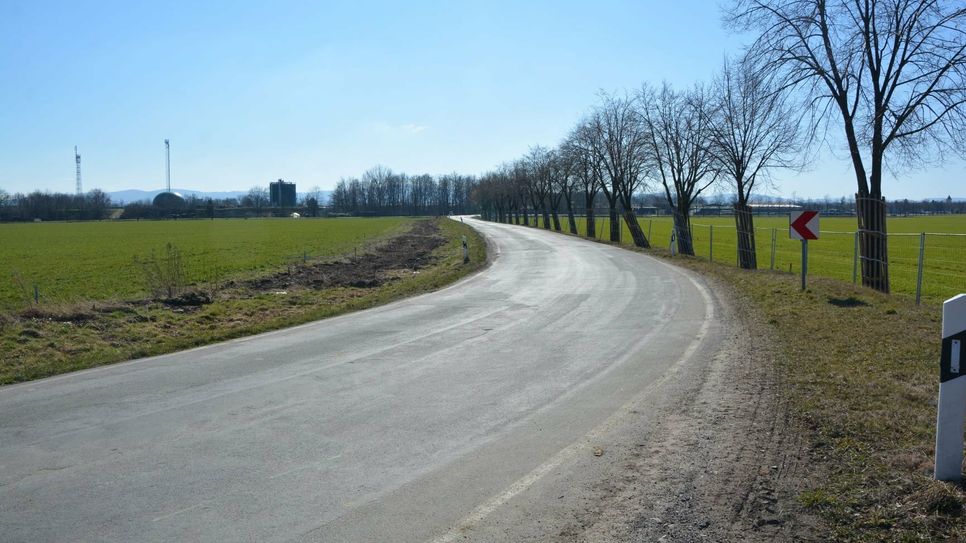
0;218;721;542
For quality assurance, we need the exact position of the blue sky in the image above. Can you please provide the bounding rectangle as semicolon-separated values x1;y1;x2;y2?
1;0;962;199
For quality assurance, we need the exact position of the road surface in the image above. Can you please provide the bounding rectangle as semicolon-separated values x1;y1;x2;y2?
0;218;723;542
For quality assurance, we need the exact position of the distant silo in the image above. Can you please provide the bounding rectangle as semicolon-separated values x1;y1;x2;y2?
270;179;296;207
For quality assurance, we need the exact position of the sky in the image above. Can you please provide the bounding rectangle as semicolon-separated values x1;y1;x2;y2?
1;0;963;200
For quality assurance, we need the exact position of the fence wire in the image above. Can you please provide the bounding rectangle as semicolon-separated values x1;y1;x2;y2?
498;214;962;304
685;222;965;303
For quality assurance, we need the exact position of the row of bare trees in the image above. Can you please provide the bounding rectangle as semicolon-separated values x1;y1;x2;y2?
330;166;476;216
478;66;801;267
479;0;966;293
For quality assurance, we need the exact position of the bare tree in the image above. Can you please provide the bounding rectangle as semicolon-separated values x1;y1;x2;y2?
708;56;802;268
304;185;325;205
436;174;453;215
640;82;717;256
729;0;966;292
245;186;270;214
525;147;554;229
553;145;581;234
591;93;652;247
505;160;529;225
544;149;566;231
564;120;606;238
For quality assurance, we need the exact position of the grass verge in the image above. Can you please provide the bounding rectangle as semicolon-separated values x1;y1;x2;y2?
0;217;486;385
657;248;963;541
509;220;963;540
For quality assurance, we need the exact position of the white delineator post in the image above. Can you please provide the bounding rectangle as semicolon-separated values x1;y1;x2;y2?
935;294;966;482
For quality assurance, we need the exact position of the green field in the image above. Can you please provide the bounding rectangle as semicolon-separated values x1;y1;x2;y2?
0;217;413;311
560;214;966;302
1;217;486;383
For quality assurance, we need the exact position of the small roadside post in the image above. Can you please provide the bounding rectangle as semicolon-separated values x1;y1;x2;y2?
935;294;966;482
461;235;469;264
789;211;819;291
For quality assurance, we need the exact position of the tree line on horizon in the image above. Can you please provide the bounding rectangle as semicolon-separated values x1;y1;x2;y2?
327;167;476;216
0;189;114;222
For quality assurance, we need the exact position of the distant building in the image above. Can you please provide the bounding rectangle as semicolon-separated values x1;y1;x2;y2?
748;203;802;215
270;179;296;207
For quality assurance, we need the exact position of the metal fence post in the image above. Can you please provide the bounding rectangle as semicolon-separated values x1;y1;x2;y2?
770;228;776;270
853;231;859;284
709;225;714;263
916;232;926;305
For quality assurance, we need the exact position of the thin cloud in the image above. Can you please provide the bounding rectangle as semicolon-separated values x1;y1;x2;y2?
369;122;429;135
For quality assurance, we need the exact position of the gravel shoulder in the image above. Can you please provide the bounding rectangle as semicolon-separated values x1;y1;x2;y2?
451;271;824;542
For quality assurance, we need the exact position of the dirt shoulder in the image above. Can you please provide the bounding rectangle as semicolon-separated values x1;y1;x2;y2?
556;274;823;542
0;218;486;385
454;264;824;542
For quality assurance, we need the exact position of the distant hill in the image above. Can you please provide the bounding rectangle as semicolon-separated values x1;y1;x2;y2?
107;189;246;204
107;189;331;205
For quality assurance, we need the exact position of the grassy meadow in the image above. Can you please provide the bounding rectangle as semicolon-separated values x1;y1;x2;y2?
666;254;963;541
0;217;412;311
1;217;486;384
562;214;966;302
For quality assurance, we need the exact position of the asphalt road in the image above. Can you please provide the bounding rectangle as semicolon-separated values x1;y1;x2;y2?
0;218;719;542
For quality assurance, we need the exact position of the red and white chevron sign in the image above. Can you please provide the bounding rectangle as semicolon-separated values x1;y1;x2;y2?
789;210;820;240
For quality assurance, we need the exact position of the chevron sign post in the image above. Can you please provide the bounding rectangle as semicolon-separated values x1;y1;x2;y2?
789;211;819;291
936;294;966;481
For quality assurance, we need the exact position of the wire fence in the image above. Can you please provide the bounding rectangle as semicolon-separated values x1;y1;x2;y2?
685;223;966;304
565;214;964;304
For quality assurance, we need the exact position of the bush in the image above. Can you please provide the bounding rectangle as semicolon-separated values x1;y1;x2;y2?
133;243;186;299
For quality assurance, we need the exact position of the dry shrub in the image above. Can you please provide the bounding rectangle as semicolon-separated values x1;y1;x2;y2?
134;243;187;299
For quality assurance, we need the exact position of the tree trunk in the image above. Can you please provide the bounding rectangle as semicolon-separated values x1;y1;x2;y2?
623;210;650;248
584;193;597;238
563;194;578;234
542;208;551;230
608;202;619;242
734;202;757;270
522;209;529;226
673;208;694;256
551;210;561;231
856;194;890;293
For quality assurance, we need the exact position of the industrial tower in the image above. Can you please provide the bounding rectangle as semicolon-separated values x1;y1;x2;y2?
74;146;82;195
